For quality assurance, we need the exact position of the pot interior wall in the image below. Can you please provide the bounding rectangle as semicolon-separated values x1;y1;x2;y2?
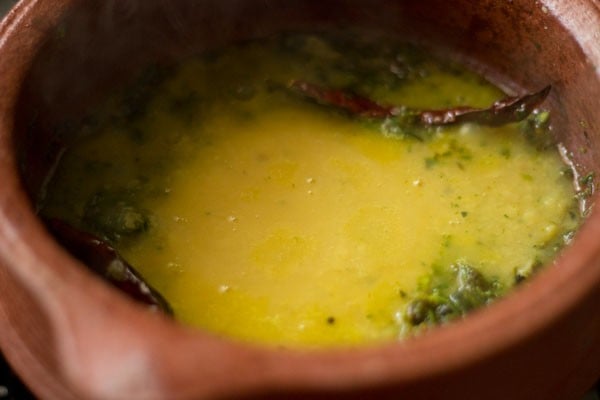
14;0;600;200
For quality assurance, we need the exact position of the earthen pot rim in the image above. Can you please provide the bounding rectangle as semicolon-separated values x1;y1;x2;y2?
0;0;599;398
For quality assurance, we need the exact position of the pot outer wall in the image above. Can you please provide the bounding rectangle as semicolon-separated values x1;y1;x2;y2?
0;0;599;399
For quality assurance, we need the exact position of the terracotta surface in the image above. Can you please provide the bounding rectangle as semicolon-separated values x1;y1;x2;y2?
0;0;599;399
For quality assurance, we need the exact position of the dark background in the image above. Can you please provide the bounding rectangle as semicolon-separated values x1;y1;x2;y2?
0;0;598;398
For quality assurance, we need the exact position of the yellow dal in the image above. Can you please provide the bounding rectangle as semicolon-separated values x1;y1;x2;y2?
41;34;579;347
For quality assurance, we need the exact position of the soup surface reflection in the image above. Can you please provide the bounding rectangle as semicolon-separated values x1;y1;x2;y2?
40;32;580;347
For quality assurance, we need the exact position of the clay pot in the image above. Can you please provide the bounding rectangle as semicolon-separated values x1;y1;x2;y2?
0;0;599;399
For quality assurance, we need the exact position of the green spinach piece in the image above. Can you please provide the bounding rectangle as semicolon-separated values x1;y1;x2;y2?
404;262;504;328
83;189;150;243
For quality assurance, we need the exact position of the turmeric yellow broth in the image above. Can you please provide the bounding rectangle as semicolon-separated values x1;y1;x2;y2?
40;33;581;347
